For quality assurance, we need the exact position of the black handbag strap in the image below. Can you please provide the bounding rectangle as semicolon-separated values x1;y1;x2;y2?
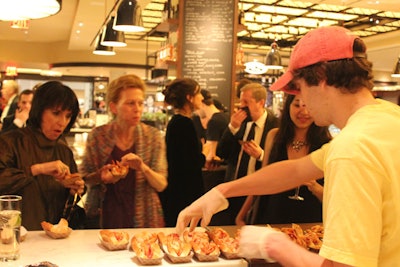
62;193;79;221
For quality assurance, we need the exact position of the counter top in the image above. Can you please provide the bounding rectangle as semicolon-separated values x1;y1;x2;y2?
4;228;248;267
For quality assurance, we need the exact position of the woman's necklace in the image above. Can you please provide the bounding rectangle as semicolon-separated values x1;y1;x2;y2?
291;140;308;152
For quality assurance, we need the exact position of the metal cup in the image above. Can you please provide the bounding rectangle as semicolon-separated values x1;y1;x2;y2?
0;195;22;261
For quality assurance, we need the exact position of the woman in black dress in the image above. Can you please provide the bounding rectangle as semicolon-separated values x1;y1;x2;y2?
236;94;332;225
161;78;205;227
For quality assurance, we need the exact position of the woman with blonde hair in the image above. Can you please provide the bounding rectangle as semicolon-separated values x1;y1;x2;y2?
81;74;167;228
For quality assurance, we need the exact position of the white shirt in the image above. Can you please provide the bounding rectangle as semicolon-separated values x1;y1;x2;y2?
231;110;267;178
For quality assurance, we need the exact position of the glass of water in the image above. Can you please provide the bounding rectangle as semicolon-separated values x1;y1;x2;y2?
0;195;22;261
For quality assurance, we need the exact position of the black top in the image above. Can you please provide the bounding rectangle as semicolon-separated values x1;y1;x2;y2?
1;114;19;133
250;147;323;224
192;113;206;143
161;114;205;226
217;109;278;182
216;109;279;225
206;112;229;141
1;96;18;120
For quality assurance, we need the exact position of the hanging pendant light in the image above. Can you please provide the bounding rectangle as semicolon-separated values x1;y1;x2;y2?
0;0;62;21
244;60;268;75
265;42;283;70
391;56;400;78
101;17;127;47
93;33;116;56
113;0;144;32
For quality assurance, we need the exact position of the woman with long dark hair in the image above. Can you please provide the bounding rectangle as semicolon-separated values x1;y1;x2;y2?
236;94;331;225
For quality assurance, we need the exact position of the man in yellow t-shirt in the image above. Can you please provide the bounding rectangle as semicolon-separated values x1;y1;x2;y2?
175;26;400;267
310;99;400;266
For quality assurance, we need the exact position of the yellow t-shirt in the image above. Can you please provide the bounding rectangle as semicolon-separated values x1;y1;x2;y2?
310;99;400;267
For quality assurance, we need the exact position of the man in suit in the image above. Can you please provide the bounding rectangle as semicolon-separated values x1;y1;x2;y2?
0;80;19;130
1;89;34;133
217;82;278;224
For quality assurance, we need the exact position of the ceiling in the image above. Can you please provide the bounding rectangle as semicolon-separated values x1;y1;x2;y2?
237;0;400;49
0;0;399;80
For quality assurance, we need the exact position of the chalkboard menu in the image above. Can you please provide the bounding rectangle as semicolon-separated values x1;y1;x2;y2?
181;0;235;111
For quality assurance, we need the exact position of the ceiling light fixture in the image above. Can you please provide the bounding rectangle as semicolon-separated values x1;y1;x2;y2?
113;0;145;32
0;0;61;21
93;33;116;56
244;60;268;75
391;56;400;78
265;42;283;70
101;17;127;47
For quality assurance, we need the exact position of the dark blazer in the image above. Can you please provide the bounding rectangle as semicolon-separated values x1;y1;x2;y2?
1;96;19;133
1;114;19;133
1;96;18;120
217;108;278;182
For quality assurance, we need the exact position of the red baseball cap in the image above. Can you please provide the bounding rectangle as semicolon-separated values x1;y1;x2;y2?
270;26;359;94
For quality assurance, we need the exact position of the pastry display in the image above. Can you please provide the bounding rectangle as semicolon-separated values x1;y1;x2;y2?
131;231;163;265
275;223;324;251
191;239;220;262
184;229;220;262
41;218;72;239
99;230;129;251
182;229;209;244
307;224;324;238
28;225;320;264
208;227;240;259
158;232;193;263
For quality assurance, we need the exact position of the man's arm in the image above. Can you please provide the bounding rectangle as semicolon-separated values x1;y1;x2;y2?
175;154;324;234
218;155;323;198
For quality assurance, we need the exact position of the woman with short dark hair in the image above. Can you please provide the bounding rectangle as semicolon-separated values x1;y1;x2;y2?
0;81;84;230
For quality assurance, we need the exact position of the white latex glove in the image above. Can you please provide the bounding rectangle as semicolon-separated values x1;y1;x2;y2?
176;188;229;234
239;225;281;262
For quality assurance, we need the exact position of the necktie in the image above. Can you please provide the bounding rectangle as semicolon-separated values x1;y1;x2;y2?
236;122;256;179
